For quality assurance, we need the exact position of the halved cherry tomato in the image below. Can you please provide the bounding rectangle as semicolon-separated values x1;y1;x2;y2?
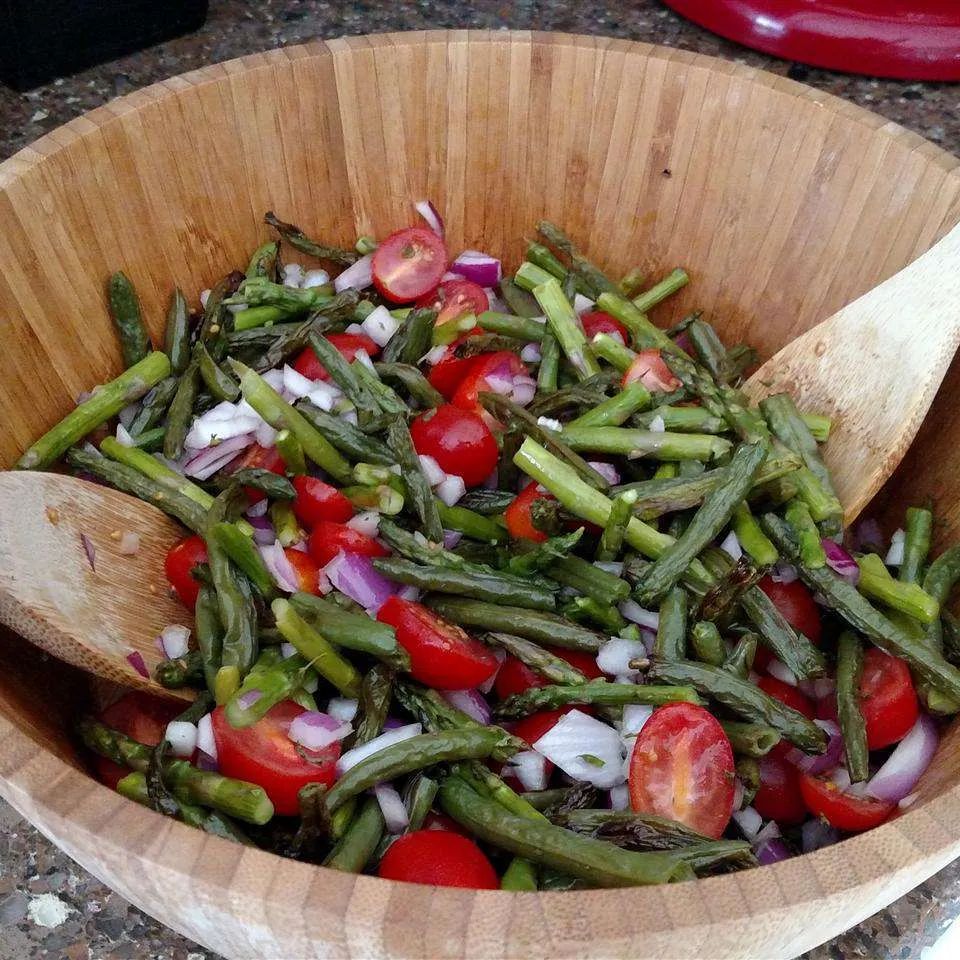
580;311;629;344
377;597;498;690
292;333;380;382
452;351;528;419
417;279;488;328
284;548;323;595
212;701;339;816
226;442;286;504
291;475;354;529
753;752;807;824
629;702;735;838
495;649;603;700
421;811;466;835
859;648;919;750
799;773;895;832
757;576;822;644
757;676;815;719
622;349;682;392
410;404;498;487
164;535;208;608
377;829;498;889
372;227;449;303
93;693;182;790
307;521;389;568
427;336;482;400
504;481;553;544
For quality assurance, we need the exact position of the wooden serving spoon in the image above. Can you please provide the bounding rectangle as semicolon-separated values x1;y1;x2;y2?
4;222;960;693
743;220;960;522
0;471;193;699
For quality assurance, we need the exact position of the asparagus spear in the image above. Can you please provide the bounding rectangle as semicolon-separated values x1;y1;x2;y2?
900;506;933;585
596;491;637;561
495;680;701;719
483;633;589;686
721;634;758;680
835;632;869;783
690;620;726;667
108;271;151;368
653;587;688;662
560;426;732;463
631;269;689;314
264;211;358;265
856;554;939;624
532;277;600;379
295;401;395;465
719;721;780;758
385;417;443;543
163;288;191;375
324;796;384;872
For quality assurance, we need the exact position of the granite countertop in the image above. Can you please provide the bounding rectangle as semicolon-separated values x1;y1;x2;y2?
2;2;960;958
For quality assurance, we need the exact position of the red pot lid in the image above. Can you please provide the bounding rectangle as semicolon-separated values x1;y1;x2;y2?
663;0;960;80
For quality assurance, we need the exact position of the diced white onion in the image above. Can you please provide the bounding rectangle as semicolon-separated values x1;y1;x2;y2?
719;530;743;561
327;697;359;723
596;637;648;678
766;658;798;687
282;364;317;400
196;713;217;760
165;721;198;758
593;560;624;576
374;782;410;833
303;268;330;289
115;423;135;447
573;294;595;314
423;345;449;366
347;511;381;537
418;454;446;487
287;711;352;751
619;600;660;630
536;416;563;433
436;475;467;506
620;704;654;737
520;343;542;363
199;288;211;309
732;805;763;840
885;529;906;567
282;263;305;288
361;305;401;347
305;379;343;412
117;531;140;555
505;750;549;791
334;253;374;293
159;624;191;660
648;415;666;434
609;784;631;811
532;709;625;789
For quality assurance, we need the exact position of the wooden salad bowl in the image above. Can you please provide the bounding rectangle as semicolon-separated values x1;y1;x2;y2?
2;30;960;959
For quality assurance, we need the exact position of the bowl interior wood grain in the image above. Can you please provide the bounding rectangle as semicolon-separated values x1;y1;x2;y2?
2;30;960;960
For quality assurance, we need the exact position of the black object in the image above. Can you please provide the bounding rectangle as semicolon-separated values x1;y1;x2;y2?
0;0;209;91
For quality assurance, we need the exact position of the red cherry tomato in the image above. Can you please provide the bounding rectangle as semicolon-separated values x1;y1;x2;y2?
753;752;807;824
372;227;449;303
427;337;483;401
859;648;919;750
580;311;629;343
377;829;498;889
629;702;735;838
93;693;182;789
227;442;286;504
452;351;528;418
418;279;489;328
211;701;339;816
622;349;682;392
292;333;380;382
164;535;208;608
410;404;498;487
284;548;324;595
504;481;553;544
799;773;896;832
495;649;603;700
291;475;354;529
757;576;823;644
307;521;389;568
377;597;498;690
421;811;466;835
757;676;815;719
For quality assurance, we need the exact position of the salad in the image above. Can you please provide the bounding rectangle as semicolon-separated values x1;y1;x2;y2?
14;205;960;890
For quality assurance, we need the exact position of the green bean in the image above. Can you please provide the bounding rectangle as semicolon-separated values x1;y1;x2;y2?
386;417;443;542
785;498;826;568
654;587;688;662
163;288;191;375
719;721;780;758
16;352;171;470
352;359;408;417
649;659;827;753
232;306;297;332
198;271;244;359
304;332;378;411
220;468;295;501
900;507;934;585
264;211;358;265
350;664;396;749
495;681;701;719
563;596;627;634
732;501;779;566
836;632;869;783
389;308;437;366
690;620;726;667
458;490;514;515
108;271;151;368
424;596;606;652
595;293;675;354
271;428;303;475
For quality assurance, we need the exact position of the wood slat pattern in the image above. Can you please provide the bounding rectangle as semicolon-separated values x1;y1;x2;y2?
2;30;960;958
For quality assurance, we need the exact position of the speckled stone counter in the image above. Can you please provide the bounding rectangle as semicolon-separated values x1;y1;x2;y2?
2;2;959;958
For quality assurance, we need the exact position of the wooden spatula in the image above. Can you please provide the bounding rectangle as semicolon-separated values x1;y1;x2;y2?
0;471;192;698
743;220;960;522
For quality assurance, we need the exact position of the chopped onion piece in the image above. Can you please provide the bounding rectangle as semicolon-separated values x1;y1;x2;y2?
619;600;659;630
336;723;422;775
596;637;648;678
536;416;563;433
443;530;463;550
247;498;269;518
197;713;217;760
786;720;843;776
885;529;906;567
573;293;594;314
441;689;491;725
282;263;305;288
587;461;621;486
417;454;446;487
126;650;148;678
451;250;501;287
334;253;374;293
423;345;449;366
165;721;198;758
324;550;396;612
732;805;762;840
159;624;191;660
719;530;742;561
303;268;330;289
258;540;300;593
414;199;445;237
822;539;860;584
648;415;666;434
770;561;799;584
288;711;352;751
478;648;506;695
532;709;625;789
520;343;542;363
801;818;839;853
436;474;466;507
80;532;97;570
306;379;343;412
115;422;135;447
609;784;631;811
621;704;654;737
282;364;316;400
867;712;938;803
327;698;359;723
505;750;549;791
756;837;792;865
766;658;798;687
361;305;401;347
374;782;410;833
199;288;211;309
183;434;254;480
593;560;624;576
117;530;140;556
347;511;381;537
280;642;297;659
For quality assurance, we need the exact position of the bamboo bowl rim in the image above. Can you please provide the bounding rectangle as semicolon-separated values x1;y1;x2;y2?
3;29;960;953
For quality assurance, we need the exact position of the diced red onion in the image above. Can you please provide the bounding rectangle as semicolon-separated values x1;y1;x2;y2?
199;288;211;309
126;650;148;678
732;805;762;840
732;778;745;811
766;658;798;687
196;713;217;760
854;518;884;552
195;749;218;772
288;711;352;751
237;689;262;711
443;530;463;550
798;676;836;700
327;697;359;723
596;637;648;678
822;539;860;585
347;511;381;538
608;784;631;811
280;642;297;659
451;250;501;287
247;497;269;518
532;709;625;789
442;689;491;725
674;331;693;353
414;199;445;237
619;600;659;630
396;585;421;603
885;529;906;567
510;376;537;407
754;819;781;847
80;533;96;571
478;648;506;695
361;305;401;347
536;416;563;432
867;712;938;803
165;721;198;758
648;415;666;434
436;475;466;507
258;540;301;593
770;562;799;585
183;434;254;480
337;723;422;775
573;293;594;314
756;837;792;865
481;468;499;491
484;368;513;396
159;624;191;660
719;530;743;561
418;454;446;487
505;750;549;791
115;422;135;447
372;782;410;833
899;792;920;809
520;343;542;363
588;461;621;486
801;818;839;853
786;720;842;775
324;550;396;612
621;704;654;737
303;268;330;289
283;263;305;288
117;530;140;556
247;516;276;546
282;364;316;400
334;253;374;293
